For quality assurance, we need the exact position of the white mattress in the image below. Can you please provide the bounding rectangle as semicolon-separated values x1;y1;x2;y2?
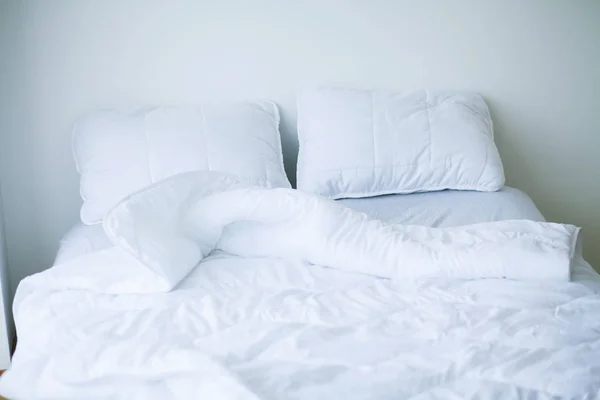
55;187;544;265
4;187;600;399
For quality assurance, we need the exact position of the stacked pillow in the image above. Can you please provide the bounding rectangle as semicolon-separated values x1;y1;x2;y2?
72;88;504;224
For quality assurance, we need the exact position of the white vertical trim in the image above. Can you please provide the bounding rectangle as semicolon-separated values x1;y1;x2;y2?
0;183;13;369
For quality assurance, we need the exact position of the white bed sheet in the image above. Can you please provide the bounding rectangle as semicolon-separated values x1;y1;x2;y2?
337;186;545;226
12;187;595;399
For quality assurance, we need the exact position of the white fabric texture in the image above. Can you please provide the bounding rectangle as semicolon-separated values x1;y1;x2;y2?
97;171;577;292
53;186;544;265
297;88;505;198
2;173;600;399
337;186;545;227
73;102;290;224
54;223;110;265
42;172;577;295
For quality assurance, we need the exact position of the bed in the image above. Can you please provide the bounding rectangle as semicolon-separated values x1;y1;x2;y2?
1;184;598;399
1;89;599;399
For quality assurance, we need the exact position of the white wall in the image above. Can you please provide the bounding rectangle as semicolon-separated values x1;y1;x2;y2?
0;0;599;291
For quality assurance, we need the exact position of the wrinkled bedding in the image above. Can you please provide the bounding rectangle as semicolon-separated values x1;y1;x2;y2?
53;186;545;265
2;172;600;399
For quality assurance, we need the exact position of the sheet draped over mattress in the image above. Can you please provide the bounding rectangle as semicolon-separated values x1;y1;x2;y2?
27;171;579;295
3;171;599;400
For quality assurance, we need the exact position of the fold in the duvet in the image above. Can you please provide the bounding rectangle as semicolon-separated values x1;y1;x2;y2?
34;171;579;295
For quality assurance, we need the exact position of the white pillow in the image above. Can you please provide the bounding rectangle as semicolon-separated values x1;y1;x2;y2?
297;88;505;199
73;101;290;224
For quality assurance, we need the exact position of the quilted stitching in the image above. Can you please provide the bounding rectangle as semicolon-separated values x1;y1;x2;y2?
297;88;505;199
73;102;291;225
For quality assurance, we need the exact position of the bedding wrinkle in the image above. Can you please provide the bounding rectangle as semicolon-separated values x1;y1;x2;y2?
3;172;600;399
6;258;600;398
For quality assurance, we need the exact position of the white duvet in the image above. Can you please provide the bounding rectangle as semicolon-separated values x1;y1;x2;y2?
2;172;600;399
